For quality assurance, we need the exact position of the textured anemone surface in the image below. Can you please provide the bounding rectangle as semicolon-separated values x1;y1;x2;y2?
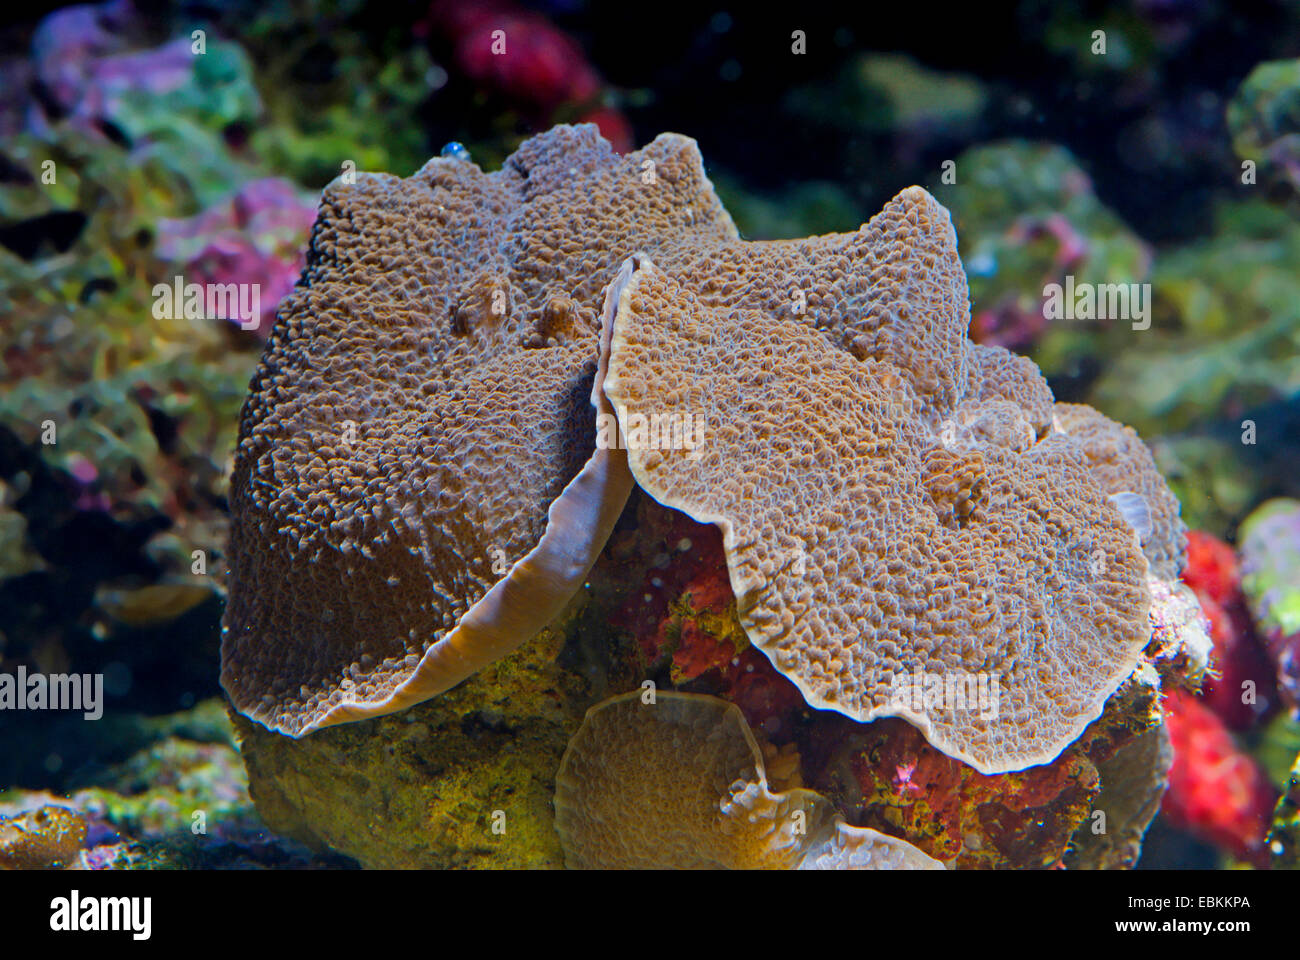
553;690;941;869
222;125;739;736
601;191;1177;772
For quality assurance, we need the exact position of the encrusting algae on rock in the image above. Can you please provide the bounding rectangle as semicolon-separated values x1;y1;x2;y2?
232;618;601;869
225;125;1202;868
0;805;87;870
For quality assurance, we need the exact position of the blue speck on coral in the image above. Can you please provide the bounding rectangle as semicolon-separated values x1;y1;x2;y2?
440;141;472;162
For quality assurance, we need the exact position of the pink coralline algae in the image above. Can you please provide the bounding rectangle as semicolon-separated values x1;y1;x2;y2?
155;178;317;338
40;39;194;133
421;0;632;152
27;0;137;127
1181;530;1276;730
1161;688;1277;864
968;216;1088;351
969;298;1046;353
612;510;807;738
795;711;1099;869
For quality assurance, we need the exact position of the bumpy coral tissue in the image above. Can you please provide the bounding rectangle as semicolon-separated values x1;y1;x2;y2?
223;127;737;735
0;805;87;870
602;198;1183;773
225;126;1185;786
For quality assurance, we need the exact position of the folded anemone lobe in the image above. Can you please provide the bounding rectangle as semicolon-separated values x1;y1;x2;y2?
554;691;941;869
222;125;737;736
601;187;1173;774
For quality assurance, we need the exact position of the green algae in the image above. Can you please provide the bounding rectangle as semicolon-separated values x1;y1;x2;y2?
1269;750;1300;868
1092;201;1300;436
1239;498;1300;640
1;699;345;869
1229;58;1300;202
936;140;1152;371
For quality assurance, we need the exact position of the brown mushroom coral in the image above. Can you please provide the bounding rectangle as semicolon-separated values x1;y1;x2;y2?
553;690;941;869
600;189;1165;773
1052;402;1186;580
222;126;741;736
224;124;1182;770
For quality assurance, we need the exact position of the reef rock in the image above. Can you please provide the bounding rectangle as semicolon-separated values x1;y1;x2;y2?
0;804;86;869
233;620;597;869
1228;58;1300;201
1239;499;1300;713
1065;723;1172;870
